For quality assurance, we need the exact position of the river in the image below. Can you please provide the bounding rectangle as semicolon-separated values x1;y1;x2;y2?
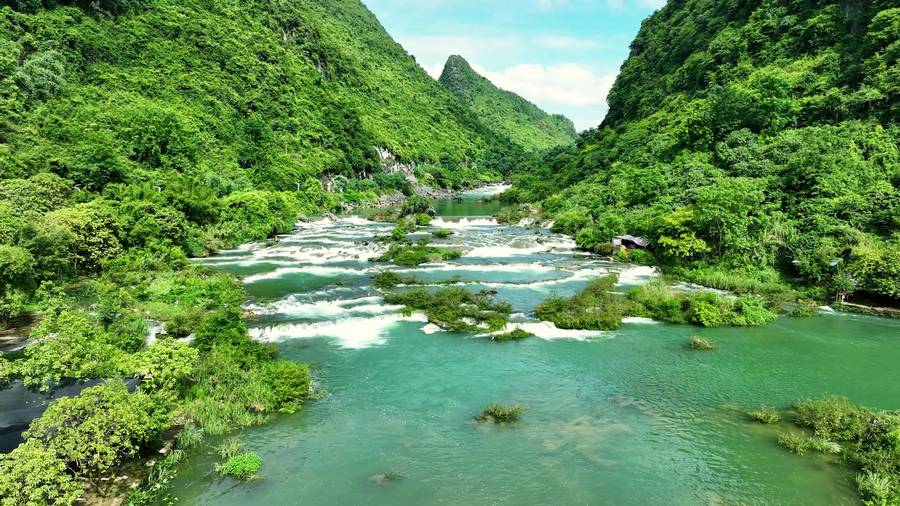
170;185;900;505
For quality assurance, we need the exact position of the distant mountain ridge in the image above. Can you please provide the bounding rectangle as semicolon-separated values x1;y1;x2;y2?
438;55;577;153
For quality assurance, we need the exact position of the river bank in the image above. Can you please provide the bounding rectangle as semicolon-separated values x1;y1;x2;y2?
165;186;900;505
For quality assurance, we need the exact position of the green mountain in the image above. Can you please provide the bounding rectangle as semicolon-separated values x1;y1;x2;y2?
510;0;899;302
439;55;577;152
1;0;528;193
0;1;533;495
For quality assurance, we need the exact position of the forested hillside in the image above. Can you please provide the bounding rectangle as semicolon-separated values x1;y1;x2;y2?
508;0;899;301
439;55;578;152
0;1;528;502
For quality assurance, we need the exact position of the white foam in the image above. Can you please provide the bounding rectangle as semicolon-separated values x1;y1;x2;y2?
465;241;575;258
622;317;660;324
246;296;401;319
614;265;660;284
420;323;443;335
487;321;606;341
430;217;498;229
243;266;367;284
248;313;427;349
396;262;556;274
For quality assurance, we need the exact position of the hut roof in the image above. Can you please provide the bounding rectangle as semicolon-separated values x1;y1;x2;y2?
614;235;650;247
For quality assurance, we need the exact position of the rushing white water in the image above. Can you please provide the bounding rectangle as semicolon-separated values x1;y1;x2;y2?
204;192;665;349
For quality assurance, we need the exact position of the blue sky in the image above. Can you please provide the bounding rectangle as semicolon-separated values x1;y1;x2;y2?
362;0;665;131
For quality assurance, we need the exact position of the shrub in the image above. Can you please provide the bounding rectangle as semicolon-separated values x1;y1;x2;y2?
372;271;416;288
689;336;715;350
25;382;165;490
375;243;462;266
263;360;312;413
216;452;262;481
748;406;780;424
0;440;82;506
534;275;626;330
385;288;511;333
778;432;810;455
415;213;432;226
400;195;432;217
474;404;526;424
432;229;453;239
491;329;534;341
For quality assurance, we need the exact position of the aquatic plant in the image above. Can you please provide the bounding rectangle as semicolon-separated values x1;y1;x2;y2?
218;438;244;460
491;329;534;342
216;452;263;481
777;432;810;455
808;437;842;455
176;423;205;450
474;404;526;424
369;470;403;485
772;396;900;504
856;472;894;505
793;396;863;440
432;229;454;239
689;336;715;351
747;407;780;424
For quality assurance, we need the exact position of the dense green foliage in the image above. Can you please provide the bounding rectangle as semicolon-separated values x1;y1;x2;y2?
0;440;82;506
385;287;512;333
439;55;577;152
534;276;778;329
626;281;778;327
775;396;900;504
534;275;627;330
509;0;900;302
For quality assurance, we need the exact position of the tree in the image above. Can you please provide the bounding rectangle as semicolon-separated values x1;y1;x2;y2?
656;206;710;261
136;338;198;394
25;382;164;492
14;49;66;102
21;309;127;388
0;440;82;506
43;201;122;274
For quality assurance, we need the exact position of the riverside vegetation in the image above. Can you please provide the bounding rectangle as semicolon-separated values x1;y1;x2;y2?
0;0;546;502
0;0;897;505
503;0;900;306
758;397;900;505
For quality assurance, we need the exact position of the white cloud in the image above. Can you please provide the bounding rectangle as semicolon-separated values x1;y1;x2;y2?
461;62;616;131
471;62;616;120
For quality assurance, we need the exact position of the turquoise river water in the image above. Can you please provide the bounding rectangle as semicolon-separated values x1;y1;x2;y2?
171;185;900;505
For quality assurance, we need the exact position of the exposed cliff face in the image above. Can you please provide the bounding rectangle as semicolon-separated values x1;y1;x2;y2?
438;55;577;153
